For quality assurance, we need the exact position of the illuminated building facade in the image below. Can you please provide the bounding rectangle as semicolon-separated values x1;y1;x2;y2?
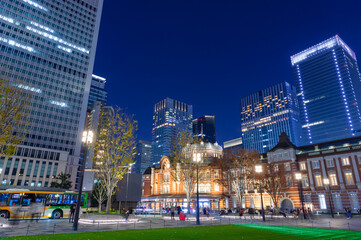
88;74;107;109
151;98;193;165
241;82;302;153
291;35;361;145
141;142;223;211
0;0;103;188
192;116;216;144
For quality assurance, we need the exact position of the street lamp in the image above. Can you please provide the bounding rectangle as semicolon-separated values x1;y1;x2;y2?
255;165;265;222
193;151;202;225
295;173;306;219
125;163;133;209
323;178;334;218
73;130;93;231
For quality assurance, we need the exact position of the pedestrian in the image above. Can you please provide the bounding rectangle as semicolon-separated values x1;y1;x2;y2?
69;204;76;223
171;206;175;220
125;209;130;222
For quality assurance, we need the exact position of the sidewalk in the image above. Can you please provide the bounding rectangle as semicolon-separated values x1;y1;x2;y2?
0;214;360;237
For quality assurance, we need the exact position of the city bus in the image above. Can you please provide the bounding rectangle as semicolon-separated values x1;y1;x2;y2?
0;188;87;219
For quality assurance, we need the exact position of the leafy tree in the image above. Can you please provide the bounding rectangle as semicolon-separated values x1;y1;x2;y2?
94;107;137;214
217;148;259;208
0;75;32;157
50;172;72;189
92;179;107;212
262;162;287;211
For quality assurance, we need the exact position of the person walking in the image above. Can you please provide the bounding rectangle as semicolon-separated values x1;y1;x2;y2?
69;204;76;223
171;206;175;220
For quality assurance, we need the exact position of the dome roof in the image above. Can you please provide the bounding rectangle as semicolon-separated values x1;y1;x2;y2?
185;142;223;151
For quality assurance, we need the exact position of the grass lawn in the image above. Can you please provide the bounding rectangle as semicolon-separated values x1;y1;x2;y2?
2;224;361;240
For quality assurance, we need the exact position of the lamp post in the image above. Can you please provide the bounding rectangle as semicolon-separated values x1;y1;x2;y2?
295;173;306;220
255;165;265;222
193;151;202;225
125;163;133;209
323;178;334;218
73;130;93;231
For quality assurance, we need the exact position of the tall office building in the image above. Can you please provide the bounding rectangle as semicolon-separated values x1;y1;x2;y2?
0;0;103;188
192;116;216;143
88;74;107;109
151;98;193;165
133;140;152;174
291;35;361;145
241;82;302;153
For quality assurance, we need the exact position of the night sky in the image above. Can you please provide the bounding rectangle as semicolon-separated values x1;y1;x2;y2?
93;0;361;145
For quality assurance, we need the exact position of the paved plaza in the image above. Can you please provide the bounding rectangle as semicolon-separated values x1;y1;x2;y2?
0;214;361;237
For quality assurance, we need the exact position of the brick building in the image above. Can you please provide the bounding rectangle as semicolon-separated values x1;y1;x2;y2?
141;142;224;212
141;133;361;213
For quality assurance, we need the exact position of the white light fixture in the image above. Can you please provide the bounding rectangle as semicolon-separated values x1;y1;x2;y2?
255;165;262;173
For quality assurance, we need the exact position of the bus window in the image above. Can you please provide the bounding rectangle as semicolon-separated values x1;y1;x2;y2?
0;193;10;206
63;194;72;205
9;193;21;206
22;193;36;206
46;194;62;205
35;194;47;205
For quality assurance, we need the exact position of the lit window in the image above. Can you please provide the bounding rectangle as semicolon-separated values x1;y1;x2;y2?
345;172;354;185
214;183;219;192
299;162;306;170
329;173;338;186
315;175;323;187
342;157;350;166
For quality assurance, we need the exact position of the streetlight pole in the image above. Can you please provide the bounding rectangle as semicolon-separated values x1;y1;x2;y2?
73;130;93;231
193;151;202;225
323;178;334;218
255;165;265;222
295;173;306;220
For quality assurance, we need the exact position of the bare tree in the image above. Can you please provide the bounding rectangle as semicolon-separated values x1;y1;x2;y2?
0;76;32;157
262;162;287;211
94;107;137;214
92;179;107;212
217;148;259;208
170;131;204;214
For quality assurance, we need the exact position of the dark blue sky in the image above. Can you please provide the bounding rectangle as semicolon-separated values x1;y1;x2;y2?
93;0;361;144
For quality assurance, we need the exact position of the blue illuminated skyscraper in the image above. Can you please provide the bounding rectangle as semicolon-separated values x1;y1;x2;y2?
240;82;302;153
151;98;193;165
291;35;361;145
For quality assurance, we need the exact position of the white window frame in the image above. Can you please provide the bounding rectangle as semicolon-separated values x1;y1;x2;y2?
342;157;350;166
313;161;320;169
319;194;327;209
329;173;338;186
345;172;354;185
315;174;323;187
299;162;306;171
326;159;335;168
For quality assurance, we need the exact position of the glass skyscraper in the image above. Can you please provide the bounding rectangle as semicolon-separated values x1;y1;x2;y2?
88;74;107;109
0;0;103;188
291;35;361;145
192;115;216;144
240;82;302;153
151;98;193;165
133;140;152;174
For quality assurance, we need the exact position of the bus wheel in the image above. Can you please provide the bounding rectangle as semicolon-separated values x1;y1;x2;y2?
0;211;9;219
51;210;62;219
